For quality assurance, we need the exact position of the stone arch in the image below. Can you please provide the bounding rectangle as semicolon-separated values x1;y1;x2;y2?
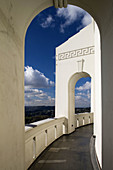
68;72;91;133
2;0;113;169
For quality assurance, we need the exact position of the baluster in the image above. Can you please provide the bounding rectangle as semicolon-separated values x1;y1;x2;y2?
77;118;79;127
63;123;65;134
83;117;85;125
45;130;48;147
89;116;91;123
33;137;36;159
55;125;57;139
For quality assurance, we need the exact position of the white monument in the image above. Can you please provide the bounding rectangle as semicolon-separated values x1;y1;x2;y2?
55;20;102;165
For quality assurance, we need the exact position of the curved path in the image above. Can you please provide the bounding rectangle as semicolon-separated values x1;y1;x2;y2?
29;125;93;170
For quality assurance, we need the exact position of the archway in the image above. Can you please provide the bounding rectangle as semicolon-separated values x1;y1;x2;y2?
68;72;92;132
0;1;105;170
75;77;91;113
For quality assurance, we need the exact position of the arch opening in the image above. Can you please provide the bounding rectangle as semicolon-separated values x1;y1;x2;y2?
0;0;105;170
24;5;93;125
24;3;102;169
68;72;92;132
75;77;91;114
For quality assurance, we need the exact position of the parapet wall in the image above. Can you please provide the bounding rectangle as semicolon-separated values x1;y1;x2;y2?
75;112;93;128
25;113;93;169
25;117;66;169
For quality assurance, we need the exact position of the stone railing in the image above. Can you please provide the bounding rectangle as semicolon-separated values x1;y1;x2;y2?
25;112;94;169
25;117;66;170
75;112;94;128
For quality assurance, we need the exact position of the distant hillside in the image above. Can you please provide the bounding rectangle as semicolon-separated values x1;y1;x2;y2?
75;107;91;114
25;106;91;124
25;106;55;113
25;106;55;124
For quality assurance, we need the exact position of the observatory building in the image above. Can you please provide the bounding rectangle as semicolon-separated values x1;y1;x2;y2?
0;0;113;170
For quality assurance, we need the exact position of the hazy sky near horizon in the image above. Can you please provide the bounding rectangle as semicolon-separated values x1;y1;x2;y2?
25;5;92;107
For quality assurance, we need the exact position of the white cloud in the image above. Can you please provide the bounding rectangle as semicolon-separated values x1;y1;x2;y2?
40;15;54;28
75;95;88;102
56;5;82;33
76;81;91;91
75;81;91;107
76;92;86;96
56;5;92;33
25;87;55;106
75;96;82;100
24;66;54;88
76;91;91;99
25;96;55;106
82;13;92;26
50;81;54;86
75;95;90;107
24;66;55;106
87;90;91;99
57;5;83;21
25;87;47;98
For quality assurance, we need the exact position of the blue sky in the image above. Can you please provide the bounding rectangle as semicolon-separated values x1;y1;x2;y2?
25;5;92;107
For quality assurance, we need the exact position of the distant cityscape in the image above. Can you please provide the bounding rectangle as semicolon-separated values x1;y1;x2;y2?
25;106;91;124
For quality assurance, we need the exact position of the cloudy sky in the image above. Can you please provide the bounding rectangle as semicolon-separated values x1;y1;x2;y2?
25;5;92;107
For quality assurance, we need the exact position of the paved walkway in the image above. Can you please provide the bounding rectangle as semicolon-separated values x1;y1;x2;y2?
29;125;93;170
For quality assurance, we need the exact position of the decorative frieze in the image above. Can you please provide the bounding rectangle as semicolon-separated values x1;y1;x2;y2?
58;46;95;61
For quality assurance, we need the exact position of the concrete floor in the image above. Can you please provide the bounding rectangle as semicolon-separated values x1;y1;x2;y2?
29;125;93;170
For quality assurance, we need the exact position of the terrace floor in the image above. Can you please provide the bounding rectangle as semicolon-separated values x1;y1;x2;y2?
29;125;93;170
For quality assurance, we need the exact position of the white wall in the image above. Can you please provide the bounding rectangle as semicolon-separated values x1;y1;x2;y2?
0;7;25;170
55;20;102;167
55;22;95;133
94;22;102;166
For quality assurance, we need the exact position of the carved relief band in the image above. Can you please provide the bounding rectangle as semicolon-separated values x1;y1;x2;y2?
58;46;95;61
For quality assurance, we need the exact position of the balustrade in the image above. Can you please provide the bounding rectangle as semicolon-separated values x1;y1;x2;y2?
25;113;94;169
